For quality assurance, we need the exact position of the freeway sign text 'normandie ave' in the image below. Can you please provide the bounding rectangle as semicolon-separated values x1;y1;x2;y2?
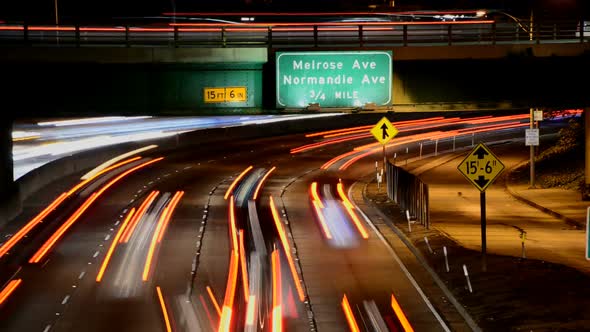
457;143;505;192
276;51;392;108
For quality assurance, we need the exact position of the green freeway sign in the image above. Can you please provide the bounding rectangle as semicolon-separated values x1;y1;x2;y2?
276;51;392;108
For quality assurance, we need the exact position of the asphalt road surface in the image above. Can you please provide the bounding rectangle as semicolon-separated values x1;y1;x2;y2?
1;111;567;332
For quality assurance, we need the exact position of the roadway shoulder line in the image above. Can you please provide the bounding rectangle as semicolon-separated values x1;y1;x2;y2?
352;180;481;332
348;181;452;332
278;195;318;331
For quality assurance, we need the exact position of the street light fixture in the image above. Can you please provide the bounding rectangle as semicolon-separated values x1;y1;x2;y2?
489;10;532;40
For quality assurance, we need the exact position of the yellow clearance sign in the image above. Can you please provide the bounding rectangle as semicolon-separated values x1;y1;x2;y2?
204;87;247;103
370;117;398;145
457;143;505;192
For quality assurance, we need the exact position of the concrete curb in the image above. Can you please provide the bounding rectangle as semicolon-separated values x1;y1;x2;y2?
503;160;583;229
357;179;482;332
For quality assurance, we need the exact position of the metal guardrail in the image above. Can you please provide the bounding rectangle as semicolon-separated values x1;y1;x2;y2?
386;160;430;229
0;20;587;48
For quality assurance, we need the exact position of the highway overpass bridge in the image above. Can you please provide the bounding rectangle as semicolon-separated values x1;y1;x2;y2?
0;19;589;204
0;19;589;115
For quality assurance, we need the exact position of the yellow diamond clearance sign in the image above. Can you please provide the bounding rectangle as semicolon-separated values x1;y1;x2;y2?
371;117;398;145
457;143;505;192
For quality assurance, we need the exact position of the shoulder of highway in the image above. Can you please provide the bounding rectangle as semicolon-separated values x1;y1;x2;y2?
353;140;590;330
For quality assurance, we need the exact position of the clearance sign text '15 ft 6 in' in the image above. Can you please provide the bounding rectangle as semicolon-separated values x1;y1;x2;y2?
204;87;247;103
276;51;392;108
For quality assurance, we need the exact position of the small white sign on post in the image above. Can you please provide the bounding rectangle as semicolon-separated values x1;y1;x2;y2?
534;110;544;122
525;129;539;146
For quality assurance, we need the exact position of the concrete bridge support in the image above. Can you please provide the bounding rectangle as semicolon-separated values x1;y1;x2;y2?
0;120;13;200
0;119;18;223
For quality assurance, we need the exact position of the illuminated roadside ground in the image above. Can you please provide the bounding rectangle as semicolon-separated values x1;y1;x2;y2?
12;114;340;179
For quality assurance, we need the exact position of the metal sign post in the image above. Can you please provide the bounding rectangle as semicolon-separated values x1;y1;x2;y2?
480;190;487;271
383;144;386;176
458;143;505;272
529;108;536;188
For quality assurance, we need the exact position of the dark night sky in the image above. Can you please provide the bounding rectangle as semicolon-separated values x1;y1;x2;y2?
0;0;585;23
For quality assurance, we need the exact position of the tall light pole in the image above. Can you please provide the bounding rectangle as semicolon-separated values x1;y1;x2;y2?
54;0;59;25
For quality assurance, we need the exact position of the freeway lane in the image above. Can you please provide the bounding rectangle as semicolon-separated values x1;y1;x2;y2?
1;131;325;332
12;114;341;180
0;111;560;331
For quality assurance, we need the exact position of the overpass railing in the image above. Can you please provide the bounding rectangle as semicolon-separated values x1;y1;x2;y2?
386;160;430;229
0;19;587;48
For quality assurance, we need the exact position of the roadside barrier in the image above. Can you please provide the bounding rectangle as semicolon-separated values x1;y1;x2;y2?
386;160;430;229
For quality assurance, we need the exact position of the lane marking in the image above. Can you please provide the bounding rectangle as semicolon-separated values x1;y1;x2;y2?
43;325;51;332
78;271;86;279
93;251;100;258
104;234;111;241
61;295;70;305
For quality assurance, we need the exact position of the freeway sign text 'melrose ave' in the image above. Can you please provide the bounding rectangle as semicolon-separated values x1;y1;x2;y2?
276;51;392;108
